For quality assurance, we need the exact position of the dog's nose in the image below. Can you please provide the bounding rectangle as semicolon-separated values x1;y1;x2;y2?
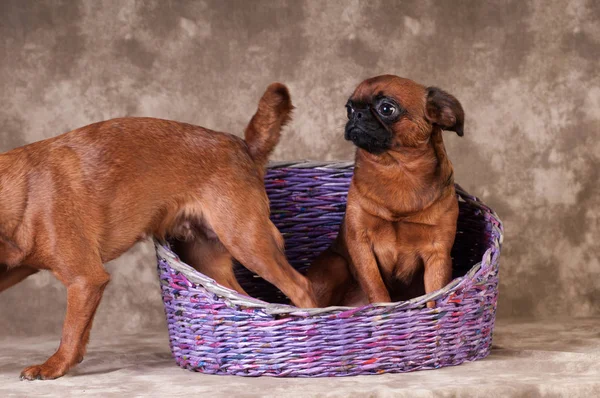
354;111;363;120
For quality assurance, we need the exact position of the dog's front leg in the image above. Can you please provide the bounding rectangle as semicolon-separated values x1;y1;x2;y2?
344;220;390;304
20;258;110;380
346;241;390;304
423;251;452;309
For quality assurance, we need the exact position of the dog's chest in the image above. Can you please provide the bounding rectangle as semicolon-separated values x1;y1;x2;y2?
370;221;431;282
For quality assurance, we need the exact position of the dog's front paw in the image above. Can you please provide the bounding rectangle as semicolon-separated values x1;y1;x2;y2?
19;362;67;381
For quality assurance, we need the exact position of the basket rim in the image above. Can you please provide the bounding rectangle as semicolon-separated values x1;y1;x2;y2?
155;160;504;316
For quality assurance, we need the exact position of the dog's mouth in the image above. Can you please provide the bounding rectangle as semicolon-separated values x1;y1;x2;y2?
345;127;392;154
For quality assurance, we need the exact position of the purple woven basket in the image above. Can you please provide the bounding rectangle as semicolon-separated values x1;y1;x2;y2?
155;161;503;377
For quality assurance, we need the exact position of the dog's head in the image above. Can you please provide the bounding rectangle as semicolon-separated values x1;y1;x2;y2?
344;75;464;154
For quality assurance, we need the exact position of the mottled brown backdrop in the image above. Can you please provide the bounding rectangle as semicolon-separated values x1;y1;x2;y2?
1;0;598;337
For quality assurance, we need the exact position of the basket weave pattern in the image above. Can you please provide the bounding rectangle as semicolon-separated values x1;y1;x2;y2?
156;161;503;377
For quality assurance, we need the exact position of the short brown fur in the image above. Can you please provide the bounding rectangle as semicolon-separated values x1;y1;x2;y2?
0;83;316;380
307;75;464;308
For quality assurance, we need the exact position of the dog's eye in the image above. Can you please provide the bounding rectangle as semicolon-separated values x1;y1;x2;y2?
378;103;396;117
346;105;354;119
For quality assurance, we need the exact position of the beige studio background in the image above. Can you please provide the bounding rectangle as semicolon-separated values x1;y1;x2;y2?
1;0;599;338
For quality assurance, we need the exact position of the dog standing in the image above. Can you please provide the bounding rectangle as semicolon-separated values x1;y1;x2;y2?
307;75;464;308
0;83;316;380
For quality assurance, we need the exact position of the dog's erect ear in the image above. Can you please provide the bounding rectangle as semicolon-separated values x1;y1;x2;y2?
425;87;464;136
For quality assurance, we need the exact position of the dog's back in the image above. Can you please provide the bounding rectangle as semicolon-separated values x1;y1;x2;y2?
1;117;265;264
1;81;293;268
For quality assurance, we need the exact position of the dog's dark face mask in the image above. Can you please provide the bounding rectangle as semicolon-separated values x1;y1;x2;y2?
344;95;401;154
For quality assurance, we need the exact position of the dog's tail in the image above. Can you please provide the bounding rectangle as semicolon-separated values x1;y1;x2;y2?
244;83;294;170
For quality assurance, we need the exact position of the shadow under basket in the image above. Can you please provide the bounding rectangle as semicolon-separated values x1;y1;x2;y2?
155;161;504;377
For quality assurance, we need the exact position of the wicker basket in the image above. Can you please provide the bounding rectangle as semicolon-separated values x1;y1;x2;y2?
155;161;503;377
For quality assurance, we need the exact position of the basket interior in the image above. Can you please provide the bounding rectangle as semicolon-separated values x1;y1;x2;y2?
172;166;493;305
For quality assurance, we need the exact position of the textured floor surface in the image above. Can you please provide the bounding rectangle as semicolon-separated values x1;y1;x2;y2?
1;318;599;397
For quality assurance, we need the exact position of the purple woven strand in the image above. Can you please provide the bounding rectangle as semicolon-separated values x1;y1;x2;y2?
155;163;503;377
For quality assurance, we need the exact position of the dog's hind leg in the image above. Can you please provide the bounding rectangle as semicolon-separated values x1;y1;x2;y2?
172;235;249;296
212;210;317;308
20;253;110;380
199;180;317;308
0;265;39;293
306;248;357;307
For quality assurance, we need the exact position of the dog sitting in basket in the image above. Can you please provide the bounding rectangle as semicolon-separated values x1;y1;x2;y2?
307;75;464;309
154;76;500;378
168;74;466;310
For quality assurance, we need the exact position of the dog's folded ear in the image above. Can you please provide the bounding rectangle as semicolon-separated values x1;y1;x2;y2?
425;87;464;136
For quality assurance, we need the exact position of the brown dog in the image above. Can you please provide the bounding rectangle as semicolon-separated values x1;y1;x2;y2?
307;75;463;308
0;83;316;380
